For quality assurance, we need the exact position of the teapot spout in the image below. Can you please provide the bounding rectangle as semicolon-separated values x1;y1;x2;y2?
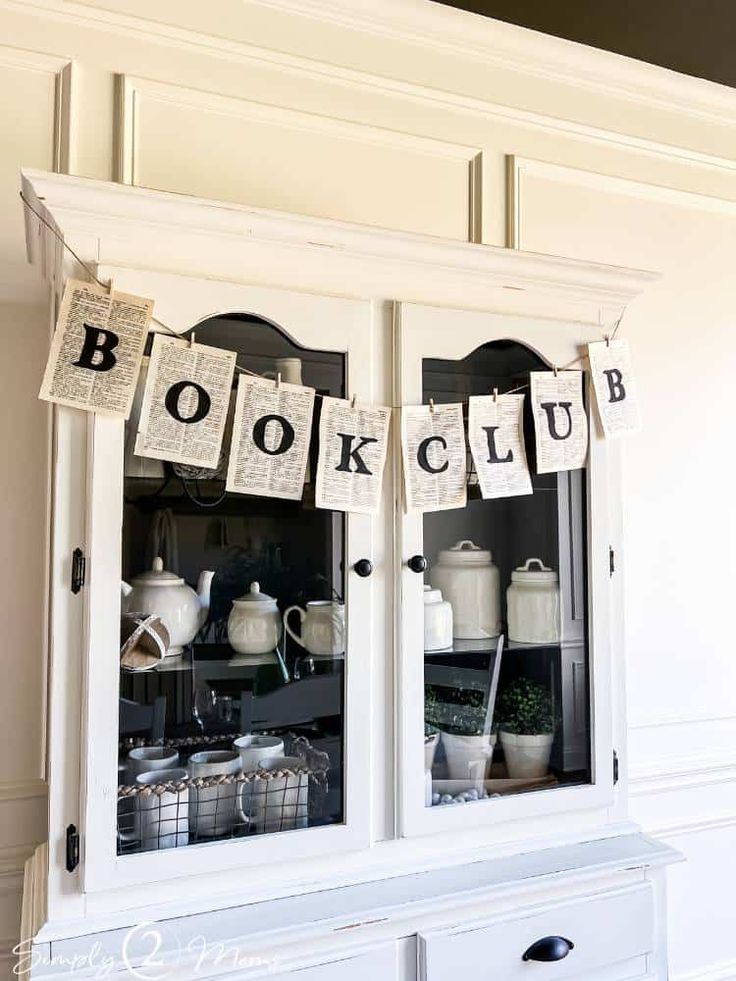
197;571;215;626
121;580;133;599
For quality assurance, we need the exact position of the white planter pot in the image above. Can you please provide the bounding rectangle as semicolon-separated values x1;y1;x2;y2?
499;731;554;779
424;731;440;771
441;731;496;781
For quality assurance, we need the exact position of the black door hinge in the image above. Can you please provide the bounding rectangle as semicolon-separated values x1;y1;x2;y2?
66;824;80;872
609;546;615;577
71;547;86;594
613;750;619;785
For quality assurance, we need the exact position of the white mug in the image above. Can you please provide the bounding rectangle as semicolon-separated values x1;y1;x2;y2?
135;767;189;851
233;734;284;772
188;750;241;838
125;746;180;782
240;756;308;834
263;358;303;386
283;601;345;656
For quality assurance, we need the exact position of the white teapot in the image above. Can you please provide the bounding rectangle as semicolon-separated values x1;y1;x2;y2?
227;582;282;656
121;557;213;656
284;600;345;656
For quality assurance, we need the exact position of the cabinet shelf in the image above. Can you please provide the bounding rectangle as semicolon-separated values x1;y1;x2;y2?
425;638;562;658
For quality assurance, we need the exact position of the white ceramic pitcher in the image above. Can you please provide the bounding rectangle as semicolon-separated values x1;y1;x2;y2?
283;601;345;656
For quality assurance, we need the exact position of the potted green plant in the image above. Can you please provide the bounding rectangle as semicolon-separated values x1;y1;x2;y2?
496;678;556;779
432;687;496;781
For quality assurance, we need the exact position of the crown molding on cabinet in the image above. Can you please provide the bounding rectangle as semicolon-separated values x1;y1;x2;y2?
21;169;656;321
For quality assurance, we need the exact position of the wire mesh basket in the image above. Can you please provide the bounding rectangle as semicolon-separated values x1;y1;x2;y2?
117;735;329;854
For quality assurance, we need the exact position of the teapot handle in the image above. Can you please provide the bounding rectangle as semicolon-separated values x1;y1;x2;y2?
454;540;478;551
283;606;307;649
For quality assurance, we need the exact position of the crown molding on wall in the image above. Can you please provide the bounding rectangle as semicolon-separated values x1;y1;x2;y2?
254;0;736;128
4;0;736;163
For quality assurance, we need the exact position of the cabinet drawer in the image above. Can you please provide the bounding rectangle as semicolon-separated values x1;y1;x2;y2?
419;885;654;981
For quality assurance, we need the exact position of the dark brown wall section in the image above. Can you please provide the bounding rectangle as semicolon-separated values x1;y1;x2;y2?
434;0;736;88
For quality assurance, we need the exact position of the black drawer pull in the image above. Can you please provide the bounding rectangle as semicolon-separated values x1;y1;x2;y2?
522;936;574;962
353;558;374;578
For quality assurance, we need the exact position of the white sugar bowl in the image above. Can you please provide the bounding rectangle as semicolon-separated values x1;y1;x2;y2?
507;558;560;644
227;582;282;655
423;586;453;652
431;540;500;640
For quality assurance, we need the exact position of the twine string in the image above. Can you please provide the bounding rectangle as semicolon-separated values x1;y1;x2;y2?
22;190;625;403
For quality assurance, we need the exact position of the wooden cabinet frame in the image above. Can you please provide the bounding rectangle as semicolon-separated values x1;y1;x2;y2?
21;169;656;938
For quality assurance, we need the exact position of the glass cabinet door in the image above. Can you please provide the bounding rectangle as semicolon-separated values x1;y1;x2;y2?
397;302;614;837
82;279;374;890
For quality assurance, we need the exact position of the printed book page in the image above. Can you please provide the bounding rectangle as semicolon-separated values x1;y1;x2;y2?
39;278;153;418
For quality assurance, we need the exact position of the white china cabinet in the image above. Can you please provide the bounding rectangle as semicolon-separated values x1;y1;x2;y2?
20;170;680;981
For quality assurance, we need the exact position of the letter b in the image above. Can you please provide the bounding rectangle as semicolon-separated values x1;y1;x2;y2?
72;323;119;372
603;368;626;403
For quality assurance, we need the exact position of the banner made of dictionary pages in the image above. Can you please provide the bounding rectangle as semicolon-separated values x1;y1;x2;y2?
226;375;315;501
530;370;589;475
39;279;153;418
401;403;467;513
134;335;236;469
467;393;533;500
587;338;640;437
315;398;392;515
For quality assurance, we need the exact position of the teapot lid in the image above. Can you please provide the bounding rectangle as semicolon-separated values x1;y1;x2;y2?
423;584;444;604
131;556;185;586
235;582;277;605
437;540;493;566
511;558;558;583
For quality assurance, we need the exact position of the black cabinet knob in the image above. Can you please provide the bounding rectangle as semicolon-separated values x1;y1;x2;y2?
353;558;373;578
522;937;574;962
407;555;428;574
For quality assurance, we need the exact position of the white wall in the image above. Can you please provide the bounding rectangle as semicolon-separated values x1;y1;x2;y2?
1;2;735;978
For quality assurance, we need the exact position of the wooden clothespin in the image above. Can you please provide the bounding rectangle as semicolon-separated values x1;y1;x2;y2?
492;387;499;402
429;398;435;414
350;394;357;408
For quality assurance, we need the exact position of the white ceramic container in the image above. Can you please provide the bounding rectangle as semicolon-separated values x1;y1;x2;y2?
135;767;190;851
499;731;554;779
121;557;213;656
430;540;500;640
227;582;282;655
423;585;453;651
284;600;345;656
441;731;497;781
188;750;242;838
240;756;309;833
506;558;561;644
233;734;285;772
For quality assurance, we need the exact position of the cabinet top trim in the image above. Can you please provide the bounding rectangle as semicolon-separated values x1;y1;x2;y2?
22;170;656;313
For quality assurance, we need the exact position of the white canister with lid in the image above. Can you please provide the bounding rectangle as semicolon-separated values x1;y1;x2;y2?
507;558;560;644
423;585;453;651
227;582;282;655
430;540;501;640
